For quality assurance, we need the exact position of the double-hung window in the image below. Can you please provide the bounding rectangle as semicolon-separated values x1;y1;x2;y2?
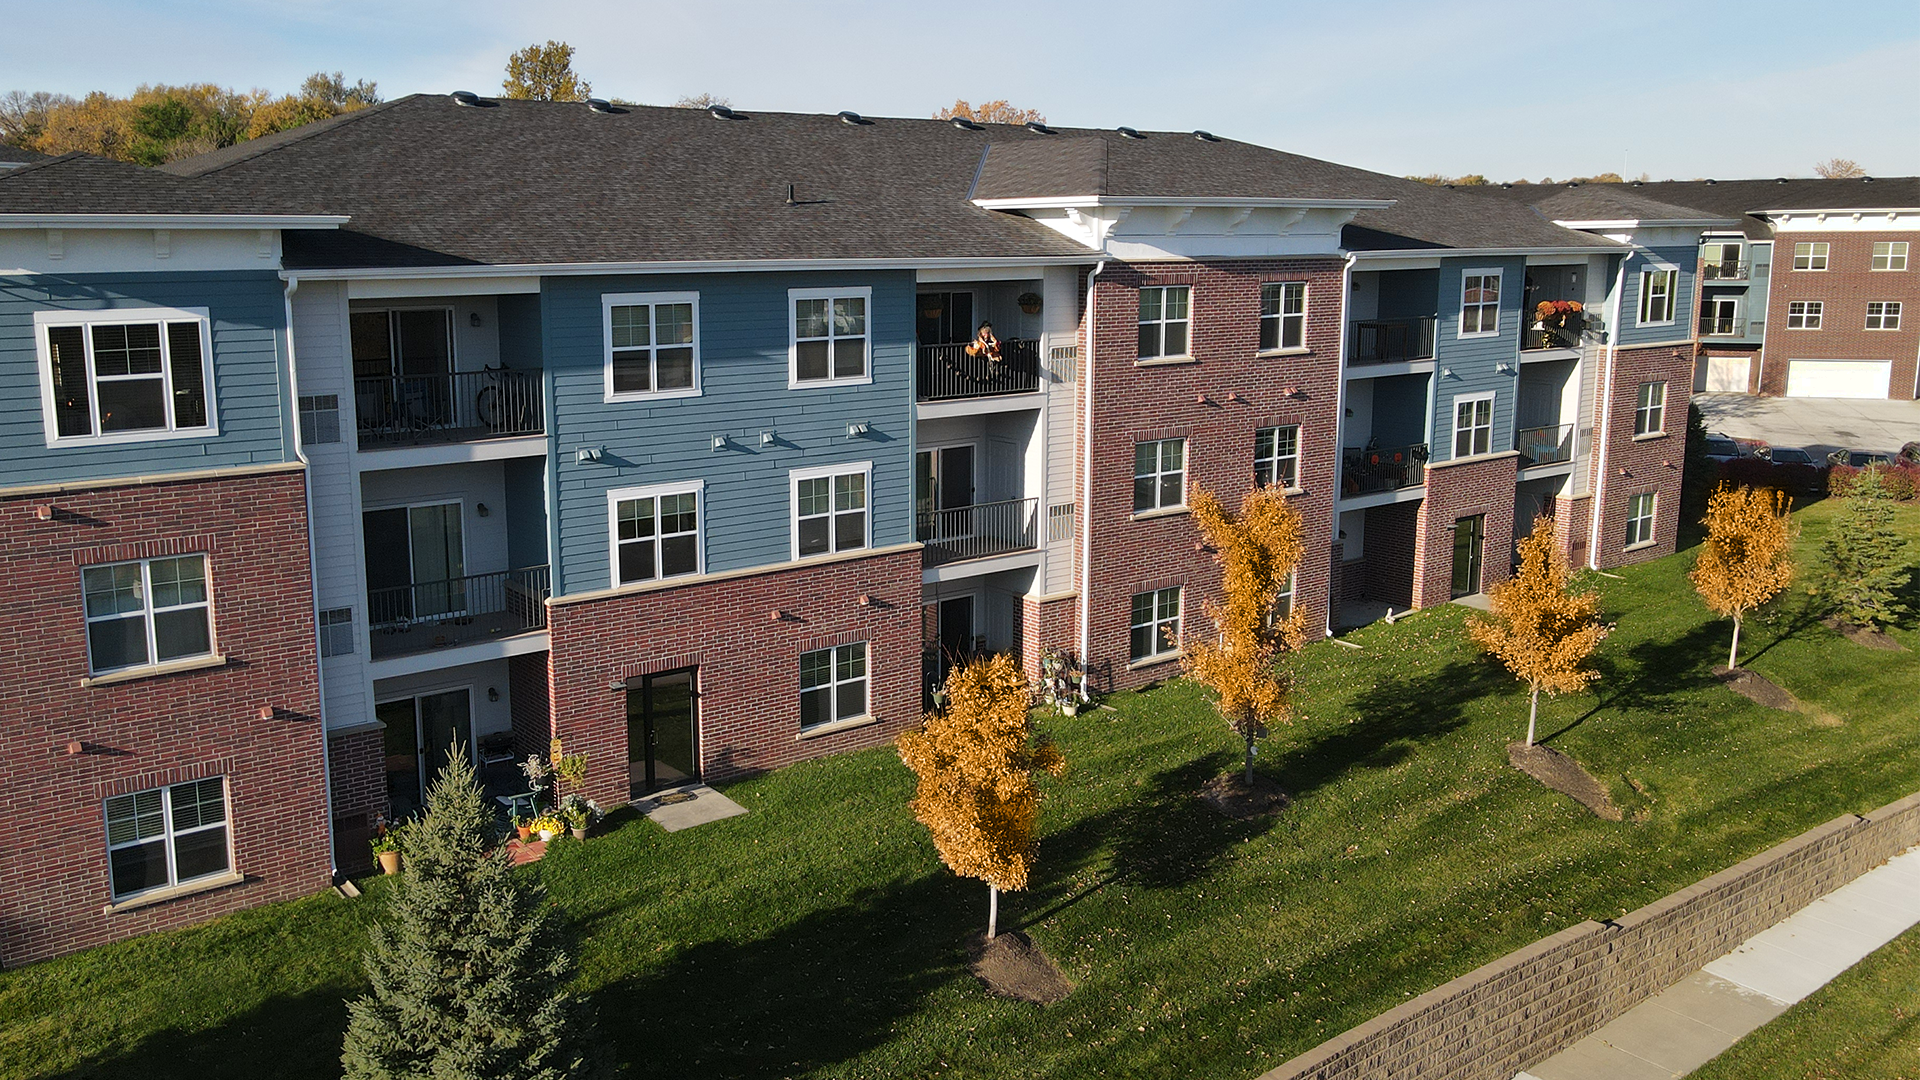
1626;493;1656;548
105;777;231;901
1133;439;1186;512
1259;283;1306;351
1787;301;1823;329
1866;302;1903;331
609;483;703;586
1792;242;1829;271
1638;268;1677;325
800;642;868;728
604;292;698;399
82;555;213;675
1871;242;1909;272
1271;570;1297;623
1138;285;1191;359
1634;381;1666;437
1129;587;1182;662
792;463;870;558
791;287;870;385
1459;271;1500;336
1452;394;1493;458
1254;425;1300;489
36;308;215;445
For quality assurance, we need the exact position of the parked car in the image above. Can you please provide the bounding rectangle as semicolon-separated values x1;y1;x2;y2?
1898;441;1920;467
1703;435;1741;464
1765;446;1827;493
1827;449;1894;468
1733;437;1772;461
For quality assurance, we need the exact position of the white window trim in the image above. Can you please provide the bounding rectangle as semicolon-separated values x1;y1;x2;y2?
799;641;872;731
1130;586;1184;663
1635;381;1667;437
1259;282;1309;354
1702;296;1741;335
1786;301;1824;330
789;460;874;561
605;479;706;589
601;291;702;402
1792;242;1830;271
1625;492;1658;550
1255;424;1302;489
1137;284;1194;360
1457;268;1502;339
1133;438;1188;514
1637;265;1678;327
1871;242;1908;272
104;777;233;903
1865;301;1903;331
1451;391;1496;459
33;306;219;448
788;285;875;389
81;554;217;677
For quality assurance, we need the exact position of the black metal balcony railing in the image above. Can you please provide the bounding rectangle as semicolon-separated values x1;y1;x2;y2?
1698;315;1741;336
917;497;1039;567
1515;424;1575;467
1700;262;1750;281
1350;317;1437;365
367;566;550;659
916;339;1041;402
1522;324;1582;351
1341;443;1428;496
355;368;544;448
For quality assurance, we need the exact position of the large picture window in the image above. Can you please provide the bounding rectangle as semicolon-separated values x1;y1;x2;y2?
1459;271;1500;336
36;309;215;445
609;483;703;586
791;288;870;385
604;293;698;399
104;777;231;901
82;555;213;674
792;463;871;558
800;642;868;728
1138;285;1192;359
1259;283;1306;351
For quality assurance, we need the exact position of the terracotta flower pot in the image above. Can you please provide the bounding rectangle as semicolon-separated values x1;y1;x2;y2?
378;849;401;875
516;824;532;842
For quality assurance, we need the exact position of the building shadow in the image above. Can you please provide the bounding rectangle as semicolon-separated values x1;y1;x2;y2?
1271;659;1503;799
42;986;355;1080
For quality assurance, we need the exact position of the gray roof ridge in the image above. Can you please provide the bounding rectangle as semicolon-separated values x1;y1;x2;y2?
161;95;417;179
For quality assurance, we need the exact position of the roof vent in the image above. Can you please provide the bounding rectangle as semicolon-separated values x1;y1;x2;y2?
1705;178;1717;185
1862;175;1875;182
1566;181;1580;187
948;116;981;130
1024;120;1053;135
837;110;870;125
1630;179;1643;186
1192;129;1219;142
451;90;482;107
1116;126;1145;140
1500;182;1514;189
1776;177;1789;184
586;98;615;114
708;104;736;120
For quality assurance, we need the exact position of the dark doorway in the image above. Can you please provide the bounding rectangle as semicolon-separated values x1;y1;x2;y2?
379;688;473;819
628;669;699;797
916;291;975;346
1451;514;1485;598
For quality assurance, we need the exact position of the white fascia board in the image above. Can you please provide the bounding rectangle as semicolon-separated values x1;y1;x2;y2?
0;213;350;229
1754;206;1920;218
1552;217;1742;230
282;255;1098;282
972;195;1397;211
1348;245;1627;266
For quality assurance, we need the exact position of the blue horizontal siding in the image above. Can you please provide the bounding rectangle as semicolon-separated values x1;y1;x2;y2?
1430;257;1524;462
1618;246;1697;347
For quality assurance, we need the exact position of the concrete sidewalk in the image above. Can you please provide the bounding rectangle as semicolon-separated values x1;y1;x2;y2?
1517;845;1920;1080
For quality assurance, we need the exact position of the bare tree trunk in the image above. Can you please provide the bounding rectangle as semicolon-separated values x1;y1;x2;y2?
1729;615;1742;670
1527;684;1540;746
987;884;998;940
1244;730;1256;787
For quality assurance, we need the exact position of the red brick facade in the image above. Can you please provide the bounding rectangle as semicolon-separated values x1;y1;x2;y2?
326;727;384;876
1413;455;1519;609
1761;231;1920;399
0;468;331;967
1584;344;1694;568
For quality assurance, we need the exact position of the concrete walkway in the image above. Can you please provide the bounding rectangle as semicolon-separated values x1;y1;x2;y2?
1517;845;1920;1079
633;783;748;833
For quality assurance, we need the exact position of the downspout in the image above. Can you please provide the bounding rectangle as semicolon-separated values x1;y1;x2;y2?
1330;252;1357;639
1588;255;1629;570
284;273;339;882
1076;259;1107;702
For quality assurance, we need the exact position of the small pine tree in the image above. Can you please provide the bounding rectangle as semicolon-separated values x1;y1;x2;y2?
343;748;584;1080
898;655;1065;939
1818;469;1912;630
1690;485;1797;669
1468;516;1609;745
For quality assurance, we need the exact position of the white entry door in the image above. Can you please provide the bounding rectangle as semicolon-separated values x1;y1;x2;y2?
1785;359;1891;399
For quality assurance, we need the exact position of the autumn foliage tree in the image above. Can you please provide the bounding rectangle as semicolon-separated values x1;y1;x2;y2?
501;41;593;102
1691;485;1797;669
1814;157;1866;179
5;75;378;164
1467;516;1609;746
933;99;1046;125
1182;485;1307;786
898;655;1065;939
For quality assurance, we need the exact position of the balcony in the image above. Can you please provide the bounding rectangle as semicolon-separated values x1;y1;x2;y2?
355;369;544;449
917;340;1041;402
368;566;550;660
1341;443;1428;496
1700;262;1750;282
1698;314;1742;337
1350;318;1436;365
918;498;1039;567
1516;424;1575;467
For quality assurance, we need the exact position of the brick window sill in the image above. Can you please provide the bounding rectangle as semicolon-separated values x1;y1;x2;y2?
797;715;878;741
1257;346;1313;358
1128;651;1183;672
104;870;244;914
1624;540;1658;553
1632;432;1668;442
1130;506;1191;522
1135;356;1197;368
80;653;228;688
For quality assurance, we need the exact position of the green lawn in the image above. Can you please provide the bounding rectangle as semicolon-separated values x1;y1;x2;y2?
4;498;1918;1080
1692;923;1920;1080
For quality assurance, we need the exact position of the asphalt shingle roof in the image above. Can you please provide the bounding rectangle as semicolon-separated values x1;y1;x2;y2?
0;144;46;166
1481;177;1920;240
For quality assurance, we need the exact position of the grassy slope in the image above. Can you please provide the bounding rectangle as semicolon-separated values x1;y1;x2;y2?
3;499;1916;1080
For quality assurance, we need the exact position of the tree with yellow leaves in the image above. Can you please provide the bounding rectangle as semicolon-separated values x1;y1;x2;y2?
1691;485;1797;669
1182;485;1307;787
1468;516;1609;746
502;41;593;102
933;99;1047;126
898;654;1065;939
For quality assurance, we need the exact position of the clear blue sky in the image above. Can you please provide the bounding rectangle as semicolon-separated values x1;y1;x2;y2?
6;0;1917;181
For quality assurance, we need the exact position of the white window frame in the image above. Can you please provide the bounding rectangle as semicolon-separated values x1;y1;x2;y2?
1137;284;1193;359
1634;381;1667;437
1254;424;1301;489
790;461;873;560
1792;242;1829;271
601;291;701;402
318;606;354;658
799;641;870;729
104;776;233;902
81;554;216;676
33;307;219;448
1866;301;1903;331
1871;241;1909;272
1625;492;1657;549
1451;392;1495;459
606;480;706;588
1458;269;1501;338
788;286;874;389
1271;569;1298;623
1133;438;1187;513
1786;301;1823;330
1259;282;1308;352
1701;296;1740;336
1129;586;1183;662
1637;267;1678;326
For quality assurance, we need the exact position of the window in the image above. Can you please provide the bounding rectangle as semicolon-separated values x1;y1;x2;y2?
609;483;703;586
800;642;868;728
1700;296;1740;336
1452;394;1493;458
1787;301;1823;329
790;288;870;385
1271;570;1297;623
1625;493;1656;548
916;291;974;345
1866;301;1903;331
1129;587;1182;661
1638;268;1677;325
1459;271;1500;336
604;292;698;399
1872;242;1909;272
1133;439;1186;512
298;394;340;445
1792;242;1829;271
1701;241;1743;278
1254;425;1300;489
82;555;213;674
1137;285;1191;359
792;463;870;558
35;308;215;445
1259;283;1307;351
1634;381;1666;436
318;607;354;658
104;777;231;901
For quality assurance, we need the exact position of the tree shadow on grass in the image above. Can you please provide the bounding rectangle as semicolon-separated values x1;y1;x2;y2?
1271;659;1506;799
41;986;355;1080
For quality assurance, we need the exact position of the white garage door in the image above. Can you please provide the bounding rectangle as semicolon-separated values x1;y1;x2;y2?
1785;359;1891;399
1705;356;1751;393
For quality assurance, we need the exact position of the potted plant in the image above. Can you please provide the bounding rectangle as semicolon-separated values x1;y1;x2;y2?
1531;300;1585;348
529;814;564;842
552;746;589;794
369;819;405;875
510;809;532;844
559;794;603;841
519;753;552;808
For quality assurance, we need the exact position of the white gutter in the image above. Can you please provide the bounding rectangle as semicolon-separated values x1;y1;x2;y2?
1588;255;1629;570
1330;252;1357;639
283;274;338;881
281;255;1098;282
1350;245;1628;260
1552;218;1741;230
0;214;349;229
1077;260;1107;701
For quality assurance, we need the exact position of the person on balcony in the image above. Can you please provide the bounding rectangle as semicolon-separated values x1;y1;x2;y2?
964;322;1003;364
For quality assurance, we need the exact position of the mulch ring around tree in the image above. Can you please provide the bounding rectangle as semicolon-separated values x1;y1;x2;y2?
1823;616;1909;652
1198;772;1291;820
1507;742;1623;822
1712;665;1799;710
967;931;1073;1004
